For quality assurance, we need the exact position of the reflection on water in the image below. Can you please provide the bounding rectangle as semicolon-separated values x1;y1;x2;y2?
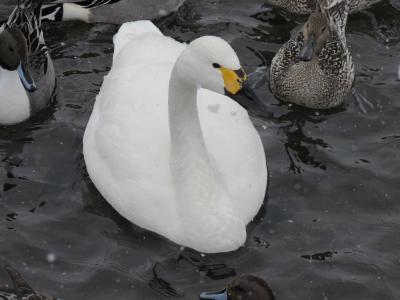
0;0;400;299
272;108;338;174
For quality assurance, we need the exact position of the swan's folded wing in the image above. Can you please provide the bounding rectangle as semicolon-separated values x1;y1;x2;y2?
199;90;267;224
83;23;186;236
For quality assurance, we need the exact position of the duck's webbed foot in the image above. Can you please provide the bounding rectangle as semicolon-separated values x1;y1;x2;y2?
352;88;374;113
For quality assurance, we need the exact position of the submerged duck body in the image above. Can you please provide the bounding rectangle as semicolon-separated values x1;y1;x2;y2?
0;266;55;300
270;0;354;109
83;21;267;253
0;0;55;125
42;0;186;24
200;274;276;300
267;0;381;15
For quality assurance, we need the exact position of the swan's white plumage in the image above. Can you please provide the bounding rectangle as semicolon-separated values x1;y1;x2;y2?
83;21;267;253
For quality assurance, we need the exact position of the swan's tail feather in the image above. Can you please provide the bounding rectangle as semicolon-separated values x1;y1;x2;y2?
113;21;162;57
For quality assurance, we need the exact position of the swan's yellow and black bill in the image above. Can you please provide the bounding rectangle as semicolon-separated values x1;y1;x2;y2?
220;67;248;95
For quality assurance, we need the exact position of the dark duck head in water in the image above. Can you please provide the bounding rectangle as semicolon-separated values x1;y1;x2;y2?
199;274;276;300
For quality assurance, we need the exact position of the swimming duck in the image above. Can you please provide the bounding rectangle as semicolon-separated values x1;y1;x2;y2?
199;274;276;300
266;0;381;15
42;0;186;24
0;266;56;300
83;21;267;253
270;0;354;109
0;0;55;125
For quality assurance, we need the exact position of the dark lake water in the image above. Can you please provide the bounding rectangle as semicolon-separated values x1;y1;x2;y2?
1;0;399;299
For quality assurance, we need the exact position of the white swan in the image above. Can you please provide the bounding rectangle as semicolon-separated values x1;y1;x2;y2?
83;21;267;253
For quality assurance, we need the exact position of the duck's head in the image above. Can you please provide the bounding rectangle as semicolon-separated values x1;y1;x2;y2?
0;26;36;92
300;5;330;62
175;36;250;96
199;275;276;300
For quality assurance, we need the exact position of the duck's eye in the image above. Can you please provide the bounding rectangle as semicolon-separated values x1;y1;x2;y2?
212;63;221;69
8;46;14;53
321;26;327;32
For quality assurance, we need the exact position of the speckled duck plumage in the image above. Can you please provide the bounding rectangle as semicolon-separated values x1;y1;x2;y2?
0;266;56;300
267;0;381;15
270;0;354;109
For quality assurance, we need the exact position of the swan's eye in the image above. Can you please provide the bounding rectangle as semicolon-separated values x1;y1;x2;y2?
213;63;221;69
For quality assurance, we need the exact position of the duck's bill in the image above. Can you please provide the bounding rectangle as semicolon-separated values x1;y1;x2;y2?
17;63;37;92
300;37;316;62
199;289;228;300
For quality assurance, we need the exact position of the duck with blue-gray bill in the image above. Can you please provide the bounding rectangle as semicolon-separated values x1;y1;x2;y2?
0;0;55;125
41;0;186;24
0;266;56;300
270;0;354;109
266;0;381;15
199;274;276;300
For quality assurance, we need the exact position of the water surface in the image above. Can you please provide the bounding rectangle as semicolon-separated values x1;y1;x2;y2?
0;0;399;299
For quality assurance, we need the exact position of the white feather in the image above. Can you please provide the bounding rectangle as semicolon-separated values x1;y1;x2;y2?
62;3;90;22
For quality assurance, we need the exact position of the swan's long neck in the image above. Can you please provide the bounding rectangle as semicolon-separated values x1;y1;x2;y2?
167;62;245;252
168;64;217;196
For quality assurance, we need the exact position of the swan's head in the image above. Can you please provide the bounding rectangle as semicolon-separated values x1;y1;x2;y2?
175;36;247;95
0;25;36;92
